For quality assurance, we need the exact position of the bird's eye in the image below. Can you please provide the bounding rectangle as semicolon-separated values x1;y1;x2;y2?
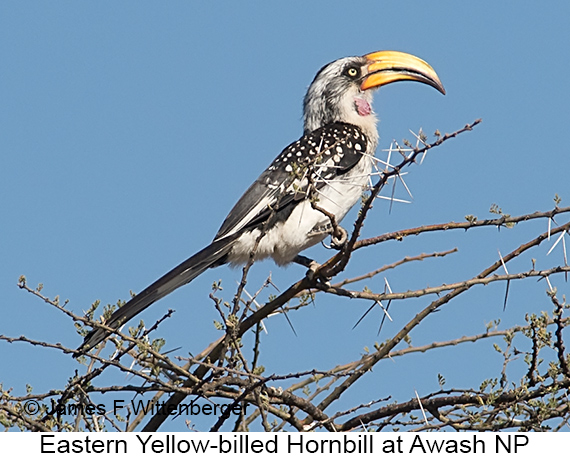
345;67;360;78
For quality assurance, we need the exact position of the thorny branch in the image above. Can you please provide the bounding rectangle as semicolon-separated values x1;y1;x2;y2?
3;119;570;432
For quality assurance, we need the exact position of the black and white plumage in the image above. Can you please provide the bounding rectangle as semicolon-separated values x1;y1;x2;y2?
78;50;445;354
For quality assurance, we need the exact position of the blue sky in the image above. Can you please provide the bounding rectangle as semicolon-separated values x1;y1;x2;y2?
2;2;570;431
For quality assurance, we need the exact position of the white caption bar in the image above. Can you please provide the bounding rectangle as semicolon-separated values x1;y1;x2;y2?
1;432;556;456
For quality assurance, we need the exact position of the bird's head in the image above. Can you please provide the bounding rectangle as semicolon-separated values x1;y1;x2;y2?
303;50;445;139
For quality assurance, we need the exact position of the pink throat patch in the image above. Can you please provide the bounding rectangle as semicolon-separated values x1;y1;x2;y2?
354;97;372;116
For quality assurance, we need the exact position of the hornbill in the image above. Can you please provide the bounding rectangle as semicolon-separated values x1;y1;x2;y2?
78;50;445;354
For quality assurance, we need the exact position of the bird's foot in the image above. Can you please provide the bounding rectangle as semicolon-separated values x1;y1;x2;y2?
293;255;331;285
330;226;348;250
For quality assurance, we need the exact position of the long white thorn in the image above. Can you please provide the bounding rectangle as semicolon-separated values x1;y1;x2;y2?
415;389;429;426
239;284;268;334
563;231;568;266
396;171;414;199
377;300;393;321
547;230;566;256
498;250;509;275
548;217;552;241
376;195;411;204
545;276;554;292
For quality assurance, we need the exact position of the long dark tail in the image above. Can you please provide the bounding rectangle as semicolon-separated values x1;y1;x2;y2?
76;235;239;355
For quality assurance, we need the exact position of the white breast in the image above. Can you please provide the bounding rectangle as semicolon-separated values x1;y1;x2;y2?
226;154;374;266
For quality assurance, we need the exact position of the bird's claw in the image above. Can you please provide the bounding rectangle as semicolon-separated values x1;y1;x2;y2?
305;261;332;286
294;255;331;285
330;226;348;250
304;260;319;282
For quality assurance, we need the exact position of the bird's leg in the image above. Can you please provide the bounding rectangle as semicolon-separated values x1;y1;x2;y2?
294;254;330;284
294;254;320;273
309;198;348;250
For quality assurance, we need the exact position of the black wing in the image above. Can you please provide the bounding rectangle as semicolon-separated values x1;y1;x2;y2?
215;122;369;240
